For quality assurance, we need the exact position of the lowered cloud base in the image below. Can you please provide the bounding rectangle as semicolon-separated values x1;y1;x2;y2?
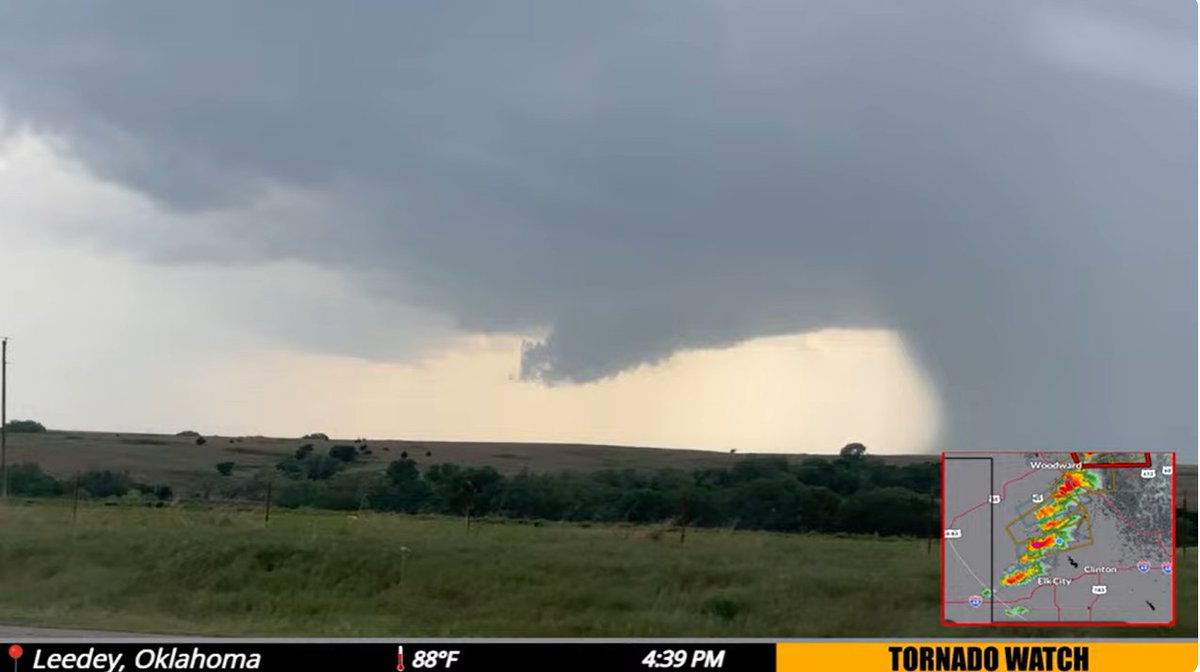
0;0;1193;455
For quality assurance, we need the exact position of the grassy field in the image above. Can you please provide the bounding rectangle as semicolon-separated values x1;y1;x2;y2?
0;500;1192;637
8;431;1196;508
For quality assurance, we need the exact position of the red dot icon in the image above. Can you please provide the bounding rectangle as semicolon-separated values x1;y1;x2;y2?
7;645;20;660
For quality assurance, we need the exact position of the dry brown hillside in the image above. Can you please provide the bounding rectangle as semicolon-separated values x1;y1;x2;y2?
4;430;1194;509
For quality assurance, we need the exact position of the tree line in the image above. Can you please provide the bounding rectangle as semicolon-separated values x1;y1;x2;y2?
261;450;1200;544
8;463;173;501
261;451;944;536
7;444;1197;544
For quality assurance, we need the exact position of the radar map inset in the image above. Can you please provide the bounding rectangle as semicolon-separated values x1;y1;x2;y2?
942;451;1175;625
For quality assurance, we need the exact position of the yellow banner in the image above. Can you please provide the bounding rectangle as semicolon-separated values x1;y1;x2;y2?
777;641;1197;672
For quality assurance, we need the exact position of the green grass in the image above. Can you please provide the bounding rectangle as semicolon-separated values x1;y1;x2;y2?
0;501;1193;637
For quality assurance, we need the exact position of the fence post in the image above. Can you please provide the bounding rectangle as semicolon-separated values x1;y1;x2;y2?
927;487;935;555
264;481;272;525
72;472;80;525
679;492;688;544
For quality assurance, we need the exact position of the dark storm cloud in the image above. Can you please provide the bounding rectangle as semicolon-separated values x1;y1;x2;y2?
0;0;1193;452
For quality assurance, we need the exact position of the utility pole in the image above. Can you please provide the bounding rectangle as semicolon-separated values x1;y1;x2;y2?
2;337;7;501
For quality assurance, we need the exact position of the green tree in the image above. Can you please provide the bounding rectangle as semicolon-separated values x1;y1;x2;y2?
1177;510;1197;548
367;462;431;512
276;480;320;508
5;419;46;433
840;442;867;458
276;453;341;480
794;457;863;495
616;487;674;523
725;475;817;531
8;463;64;496
837;487;934;537
729;456;790;482
78;470;131;498
385;458;420;484
498;471;570;520
304;454;342;480
313;472;375;510
425;464;504;516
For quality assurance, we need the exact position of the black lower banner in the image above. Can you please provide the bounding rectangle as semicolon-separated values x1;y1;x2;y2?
4;642;775;672
10;640;1197;671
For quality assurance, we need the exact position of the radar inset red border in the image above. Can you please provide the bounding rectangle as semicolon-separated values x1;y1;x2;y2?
939;450;1176;627
1069;452;1152;469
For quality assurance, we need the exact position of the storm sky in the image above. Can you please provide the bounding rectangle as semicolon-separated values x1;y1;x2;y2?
0;1;1194;456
